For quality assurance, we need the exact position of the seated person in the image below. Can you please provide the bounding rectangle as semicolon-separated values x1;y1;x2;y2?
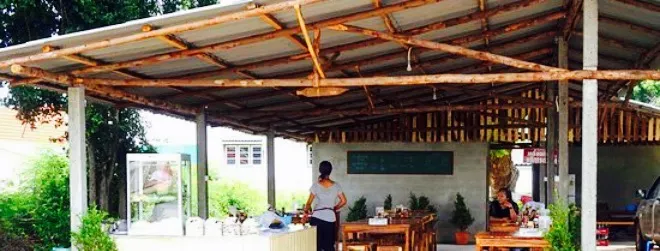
489;188;519;222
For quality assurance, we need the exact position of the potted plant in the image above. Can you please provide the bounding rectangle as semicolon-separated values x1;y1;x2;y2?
450;193;474;245
71;206;118;251
384;194;392;211
346;197;368;222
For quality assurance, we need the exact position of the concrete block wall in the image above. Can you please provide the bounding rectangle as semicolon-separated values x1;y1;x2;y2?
311;142;488;243
569;145;660;210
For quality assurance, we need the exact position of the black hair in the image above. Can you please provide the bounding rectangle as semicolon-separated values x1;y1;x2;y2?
497;188;515;204
318;161;332;181
497;188;512;199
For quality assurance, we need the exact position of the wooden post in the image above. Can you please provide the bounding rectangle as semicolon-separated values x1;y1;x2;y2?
196;110;209;219
68;86;87;251
582;0;598;250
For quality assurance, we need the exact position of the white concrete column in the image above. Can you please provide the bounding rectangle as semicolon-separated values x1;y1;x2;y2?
582;0;598;250
558;37;570;202
196;111;208;219
267;131;276;208
68;87;87;246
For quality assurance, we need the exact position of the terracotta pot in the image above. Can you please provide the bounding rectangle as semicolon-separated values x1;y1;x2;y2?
455;231;470;245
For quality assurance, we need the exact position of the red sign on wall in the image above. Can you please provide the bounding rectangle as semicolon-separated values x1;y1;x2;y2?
523;148;558;164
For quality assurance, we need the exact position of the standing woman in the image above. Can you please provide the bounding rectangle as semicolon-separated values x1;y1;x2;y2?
304;161;347;251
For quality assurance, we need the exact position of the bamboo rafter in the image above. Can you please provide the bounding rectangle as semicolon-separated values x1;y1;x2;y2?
13;66;658;88
0;0;327;69
181;0;550;80
62;0;439;77
327;24;565;72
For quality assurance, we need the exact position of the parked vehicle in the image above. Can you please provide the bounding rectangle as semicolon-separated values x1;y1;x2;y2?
636;176;660;251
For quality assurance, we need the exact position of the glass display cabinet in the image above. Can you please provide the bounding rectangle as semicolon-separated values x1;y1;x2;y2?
126;153;192;236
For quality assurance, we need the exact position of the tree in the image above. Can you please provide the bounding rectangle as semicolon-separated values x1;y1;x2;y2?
1;0;160;218
631;80;660;106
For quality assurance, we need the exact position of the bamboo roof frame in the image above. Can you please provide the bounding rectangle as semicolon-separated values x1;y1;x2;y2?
1;0;659;142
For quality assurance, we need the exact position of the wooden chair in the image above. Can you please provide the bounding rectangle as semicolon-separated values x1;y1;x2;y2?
421;215;437;251
345;232;377;251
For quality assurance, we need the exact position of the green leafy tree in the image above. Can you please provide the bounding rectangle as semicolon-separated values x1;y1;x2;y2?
631;80;660;106
1;0;159;218
449;193;474;231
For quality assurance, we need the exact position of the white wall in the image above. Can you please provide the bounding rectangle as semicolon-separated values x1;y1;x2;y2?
312;142;488;243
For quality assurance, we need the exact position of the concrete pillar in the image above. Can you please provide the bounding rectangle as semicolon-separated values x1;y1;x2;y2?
68;87;87;249
582;0;598;250
267;131;276;207
196;111;208;219
558;37;570;202
546;82;557;205
539;164;547;204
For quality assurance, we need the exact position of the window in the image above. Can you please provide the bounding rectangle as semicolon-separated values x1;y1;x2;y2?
239;146;249;165
252;146;262;165
226;146;236;165
225;144;265;167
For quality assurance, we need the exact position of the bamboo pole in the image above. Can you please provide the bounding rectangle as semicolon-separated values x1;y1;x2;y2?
0;0;327;69
599;16;660;38
182;0;550;79
328;24;565;72
562;0;583;40
64;0;438;76
612;0;660;12
19;68;660;88
294;4;326;78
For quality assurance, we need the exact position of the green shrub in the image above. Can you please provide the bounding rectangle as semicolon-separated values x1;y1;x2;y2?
208;181;267;217
71;206;117;251
384;194;392;211
409;193;436;212
346;197;367;222
27;152;70;250
0;192;33;239
0;152;70;251
450;193;474;231
276;191;308;212
545;199;580;251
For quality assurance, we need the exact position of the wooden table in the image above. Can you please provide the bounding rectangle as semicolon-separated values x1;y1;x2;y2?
341;215;432;251
475;231;549;251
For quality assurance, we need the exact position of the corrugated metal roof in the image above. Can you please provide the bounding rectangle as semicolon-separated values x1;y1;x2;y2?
0;0;658;139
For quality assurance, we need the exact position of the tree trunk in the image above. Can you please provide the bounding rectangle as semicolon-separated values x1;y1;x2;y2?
87;143;97;206
99;173;109;212
119;173;127;220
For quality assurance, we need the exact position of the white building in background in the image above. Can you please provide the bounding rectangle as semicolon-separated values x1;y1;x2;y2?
142;112;312;194
0;107;66;192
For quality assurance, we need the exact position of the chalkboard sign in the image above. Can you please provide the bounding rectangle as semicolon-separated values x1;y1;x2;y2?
347;151;453;175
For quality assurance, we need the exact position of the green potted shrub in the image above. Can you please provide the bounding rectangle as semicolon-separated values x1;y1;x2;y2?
409;193;437;213
450;193;474;245
346;197;368;222
384;194;392;211
71;206;117;251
